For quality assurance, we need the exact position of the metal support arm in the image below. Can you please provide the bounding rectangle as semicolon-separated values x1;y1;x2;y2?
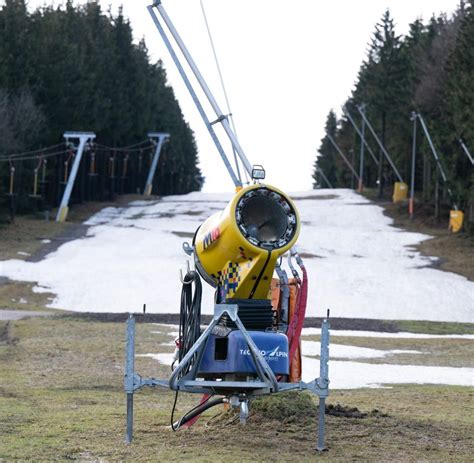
153;2;253;176
147;5;241;188
56;132;96;222
356;106;404;183
144;132;169;196
415;113;457;209
459;139;474;166
342;106;380;167
326;133;360;182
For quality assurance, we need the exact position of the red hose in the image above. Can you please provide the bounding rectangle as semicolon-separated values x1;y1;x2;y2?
287;265;308;369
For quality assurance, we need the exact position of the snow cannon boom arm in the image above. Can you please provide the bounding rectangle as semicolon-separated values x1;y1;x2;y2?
193;184;300;301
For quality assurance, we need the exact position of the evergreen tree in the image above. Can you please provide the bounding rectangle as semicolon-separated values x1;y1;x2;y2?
313;110;347;188
0;0;203;218
356;10;407;197
444;1;474;209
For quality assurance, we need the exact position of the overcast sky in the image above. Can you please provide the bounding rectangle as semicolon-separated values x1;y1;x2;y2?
29;0;461;192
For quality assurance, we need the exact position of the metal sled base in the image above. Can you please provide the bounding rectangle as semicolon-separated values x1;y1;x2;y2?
124;304;330;451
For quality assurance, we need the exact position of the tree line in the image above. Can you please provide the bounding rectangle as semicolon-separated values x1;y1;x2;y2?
0;0;203;220
313;1;473;222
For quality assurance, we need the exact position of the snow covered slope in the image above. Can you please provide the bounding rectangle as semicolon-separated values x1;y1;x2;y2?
0;189;472;321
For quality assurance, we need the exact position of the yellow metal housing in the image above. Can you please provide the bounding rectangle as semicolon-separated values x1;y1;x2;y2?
194;184;300;301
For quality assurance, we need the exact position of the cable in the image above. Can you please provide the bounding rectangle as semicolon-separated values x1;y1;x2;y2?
0;142;65;160
171;394;225;431
200;0;244;184
94;139;151;152
0;143;64;161
178;270;202;370
169;270;208;431
0;149;69;163
93;144;154;155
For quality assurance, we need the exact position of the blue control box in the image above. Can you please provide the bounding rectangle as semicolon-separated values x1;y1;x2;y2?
198;330;289;376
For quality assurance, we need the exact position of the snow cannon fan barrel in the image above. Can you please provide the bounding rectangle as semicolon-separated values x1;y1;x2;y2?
193;184;300;302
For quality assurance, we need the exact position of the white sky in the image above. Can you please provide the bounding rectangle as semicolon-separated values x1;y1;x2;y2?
29;0;460;192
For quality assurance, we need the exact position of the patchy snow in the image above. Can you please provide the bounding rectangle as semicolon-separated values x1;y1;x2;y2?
0;189;472;322
301;356;474;389
41;239;51;244
138;352;174;366
301;340;422;359
16;252;30;257
301;328;474;340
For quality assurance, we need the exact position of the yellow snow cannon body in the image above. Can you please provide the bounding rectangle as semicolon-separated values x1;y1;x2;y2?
193;183;300;301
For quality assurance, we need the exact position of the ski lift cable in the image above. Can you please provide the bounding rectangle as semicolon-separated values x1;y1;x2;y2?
0;149;69;163
199;0;243;184
0;142;65;160
95;144;155;154
94;139;152;152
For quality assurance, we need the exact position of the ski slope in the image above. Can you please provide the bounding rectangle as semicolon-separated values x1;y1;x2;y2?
0;189;472;322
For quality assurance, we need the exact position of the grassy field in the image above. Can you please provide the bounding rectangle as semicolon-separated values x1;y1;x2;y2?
0;316;473;462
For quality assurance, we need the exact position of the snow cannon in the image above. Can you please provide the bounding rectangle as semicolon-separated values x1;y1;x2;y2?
193;183;300;302
124;2;331;451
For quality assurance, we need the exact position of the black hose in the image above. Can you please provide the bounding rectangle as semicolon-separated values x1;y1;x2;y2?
172;397;225;431
170;270;205;431
178;270;202;375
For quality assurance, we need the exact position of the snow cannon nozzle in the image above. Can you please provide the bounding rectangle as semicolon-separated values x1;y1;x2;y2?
193;183;300;301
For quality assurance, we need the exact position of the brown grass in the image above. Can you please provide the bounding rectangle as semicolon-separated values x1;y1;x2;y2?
0;317;473;462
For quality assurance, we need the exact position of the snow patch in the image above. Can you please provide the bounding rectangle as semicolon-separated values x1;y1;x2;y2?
301;340;422;359
301;357;474;389
302;328;474;340
0;189;472;321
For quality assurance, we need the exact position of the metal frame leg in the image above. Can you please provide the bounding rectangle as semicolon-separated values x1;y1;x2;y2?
125;315;136;444
316;397;327;452
316;315;330;452
126;393;134;444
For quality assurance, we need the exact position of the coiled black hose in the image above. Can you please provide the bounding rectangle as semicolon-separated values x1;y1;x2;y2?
178;270;202;374
170;270;208;431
